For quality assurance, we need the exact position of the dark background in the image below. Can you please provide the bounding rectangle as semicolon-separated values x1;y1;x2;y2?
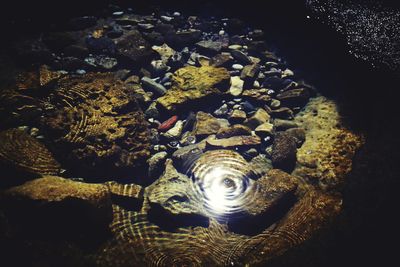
1;0;399;266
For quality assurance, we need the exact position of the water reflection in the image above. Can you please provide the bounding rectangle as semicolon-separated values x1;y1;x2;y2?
187;150;257;220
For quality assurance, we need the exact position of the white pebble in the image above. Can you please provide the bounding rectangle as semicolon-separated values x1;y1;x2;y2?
232;64;244;70
219;30;225;35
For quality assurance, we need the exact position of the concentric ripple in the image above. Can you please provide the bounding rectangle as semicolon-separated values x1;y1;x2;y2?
186;150;259;220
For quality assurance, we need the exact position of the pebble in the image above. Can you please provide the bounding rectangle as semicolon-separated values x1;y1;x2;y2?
17;126;29;132
255;122;274;137
141;76;167;95
30;127;39;137
145;102;160;119
163;120;184;140
147;151;168;178
241;101;256;112
158;115;178;132
182;112;196;133
229;109;247;124
161;15;174;22
231;49;252;65
214;103;229;117
282;68;294;77
219;30;225;35
112;11;124;17
76;69;86;75
232;64;244;70
229;76;244;96
253;80;260;88
270;99;281;109
151;59;169;74
173;12;181;17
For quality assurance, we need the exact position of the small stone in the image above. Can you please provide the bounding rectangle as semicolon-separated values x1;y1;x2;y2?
147;151;168;178
179;134;197;146
229;109;247;124
216;124;252;139
192;111;230;137
276;88;310;108
29;127;39;137
160;15;173;22
210;53;233;67
145;102;160;119
219;30;225;35
273;119;299;131
125;75;140;84
231;49;252;65
173;12;181;17
282;68;294;77
270;99;281;109
163;120;184;140
229;76;244;96
214;103;229;117
196;55;211;66
138;23;155;30
84;55;118;69
228;45;243;50
270;107;294;120
206;135;261;149
242;88;271;103
232;64;244;70
152;43;176;62
112;11;124;17
76;69;86;75
196;40;223;55
255;122;274;137
141;76;167;95
244;108;270;129
253;80;260;88
240;64;260;81
151;59;170;74
152;144;167;153
241;101;256;112
182;112;196;133
271;132;297;172
233;104;242;109
158;115;178;132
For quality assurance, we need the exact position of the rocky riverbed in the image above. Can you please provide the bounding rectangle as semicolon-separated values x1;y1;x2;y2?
0;5;364;267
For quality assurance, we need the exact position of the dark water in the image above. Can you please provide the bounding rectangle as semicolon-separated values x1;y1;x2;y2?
0;1;399;266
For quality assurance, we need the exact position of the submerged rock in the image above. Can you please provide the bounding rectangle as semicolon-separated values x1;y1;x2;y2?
157;66;231;111
229;109;247;124
216;124;252;139
192;111;230;137
206;135;261;149
141;76;167;95
41;73;150;178
244;108;270;129
277;88;310;108
0;129;61;177
115;30;155;64
1;176;112;237
147;151;168;179
229;76;244;96
271;132;297;172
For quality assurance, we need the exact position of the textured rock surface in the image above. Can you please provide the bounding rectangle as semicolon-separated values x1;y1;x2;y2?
206;135;261;149
1;176;112;237
0;129;61;176
192;111;230;137
216;124;252;139
157;66;231;111
115;30;155;64
292;96;364;189
271;132;298;172
41;73;150;177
